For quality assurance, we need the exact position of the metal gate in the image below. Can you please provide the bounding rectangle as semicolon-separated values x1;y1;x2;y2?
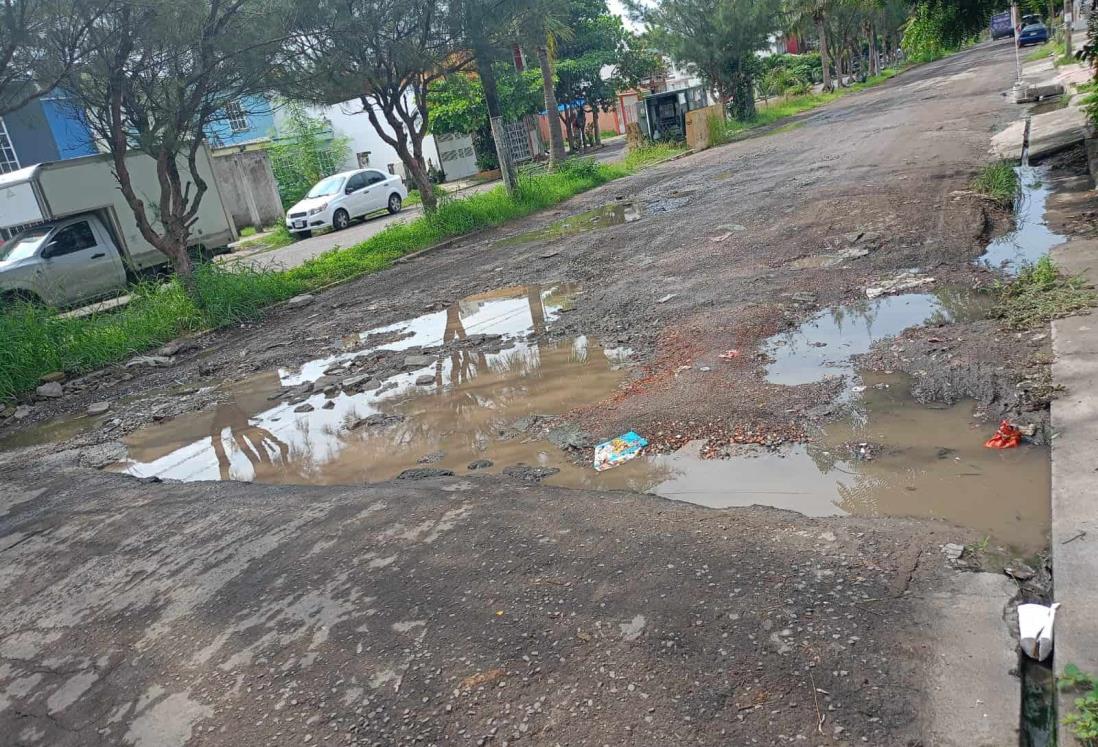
504;120;533;164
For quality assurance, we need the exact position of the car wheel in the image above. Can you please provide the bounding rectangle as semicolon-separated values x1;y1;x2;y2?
333;209;351;230
387;194;402;214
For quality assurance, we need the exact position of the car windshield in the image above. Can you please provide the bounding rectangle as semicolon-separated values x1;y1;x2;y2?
306;176;345;199
1023;23;1043;30
0;226;51;263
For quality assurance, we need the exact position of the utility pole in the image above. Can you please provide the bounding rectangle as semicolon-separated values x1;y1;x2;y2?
1064;0;1073;57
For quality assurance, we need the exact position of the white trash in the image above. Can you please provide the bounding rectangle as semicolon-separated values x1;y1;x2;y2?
1018;602;1060;661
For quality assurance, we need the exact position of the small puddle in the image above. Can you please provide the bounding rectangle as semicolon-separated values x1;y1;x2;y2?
762;289;990;386
494;203;642;247
979;165;1065;273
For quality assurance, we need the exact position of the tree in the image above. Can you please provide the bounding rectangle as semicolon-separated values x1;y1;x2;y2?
0;0;103;116
63;0;289;287
277;0;464;213
267;101;351;209
427;65;543;170
553;2;624;148
783;0;835;91
632;0;778;120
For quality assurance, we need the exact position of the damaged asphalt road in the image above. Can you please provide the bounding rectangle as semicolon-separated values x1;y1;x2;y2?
1;466;985;746
0;42;1048;746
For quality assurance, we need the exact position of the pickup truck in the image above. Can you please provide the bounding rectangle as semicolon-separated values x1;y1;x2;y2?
0;145;236;308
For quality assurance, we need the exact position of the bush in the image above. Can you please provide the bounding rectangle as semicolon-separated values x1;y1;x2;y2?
902;2;961;63
971;161;1019;208
994;256;1098;329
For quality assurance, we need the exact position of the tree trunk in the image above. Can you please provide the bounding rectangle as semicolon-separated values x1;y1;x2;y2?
362;98;438;212
815;11;832;91
591;108;601;146
562;110;575;151
536;45;566;169
869;22;879;76
475;54;517;194
730;68;756;121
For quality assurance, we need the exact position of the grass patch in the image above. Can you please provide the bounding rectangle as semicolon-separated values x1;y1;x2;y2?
404;184;446;208
232;224;294;252
619;142;688;171
722;68;901;140
0;157;654;400
994;256;1098;330
971;161;1019;208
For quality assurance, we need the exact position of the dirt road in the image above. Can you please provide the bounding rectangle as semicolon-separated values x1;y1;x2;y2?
0;42;1049;745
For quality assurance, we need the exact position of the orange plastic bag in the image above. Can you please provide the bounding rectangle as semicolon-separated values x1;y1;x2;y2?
985;420;1022;449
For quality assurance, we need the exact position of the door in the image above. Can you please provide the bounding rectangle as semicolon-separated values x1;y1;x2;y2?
40;220;123;304
342;172;369;218
361;170;389;213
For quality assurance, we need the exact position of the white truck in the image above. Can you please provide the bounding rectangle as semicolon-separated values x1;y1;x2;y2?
0;145;236;308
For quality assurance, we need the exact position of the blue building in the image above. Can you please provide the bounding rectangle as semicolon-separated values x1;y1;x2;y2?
205;95;276;149
0;92;97;174
0;93;275;176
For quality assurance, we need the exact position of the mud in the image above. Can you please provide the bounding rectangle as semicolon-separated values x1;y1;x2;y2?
0;44;1052;747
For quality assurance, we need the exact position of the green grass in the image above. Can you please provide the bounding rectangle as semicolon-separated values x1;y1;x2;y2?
404;184;446;208
232;224;294;252
971;161;1019;208
721;68;902;140
994;256;1098;330
619;142;688;171
0;157;661;400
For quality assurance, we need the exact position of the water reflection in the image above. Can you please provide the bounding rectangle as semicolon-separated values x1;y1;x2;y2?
979;165;1065;274
763;290;988;386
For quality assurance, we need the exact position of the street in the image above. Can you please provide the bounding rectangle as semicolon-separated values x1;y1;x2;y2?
0;41;1084;746
227;140;628;271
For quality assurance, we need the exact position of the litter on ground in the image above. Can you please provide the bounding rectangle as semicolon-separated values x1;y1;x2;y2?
1018;602;1059;660
594;431;649;471
985;420;1022;449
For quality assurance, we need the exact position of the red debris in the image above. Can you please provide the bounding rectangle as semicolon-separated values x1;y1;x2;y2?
719;349;740;360
984;420;1022;449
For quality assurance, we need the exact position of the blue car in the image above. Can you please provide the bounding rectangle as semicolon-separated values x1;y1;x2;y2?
1017;22;1049;46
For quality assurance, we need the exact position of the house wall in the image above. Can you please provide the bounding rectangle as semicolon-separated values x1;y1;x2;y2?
40;94;97;159
207;95;276;148
4;100;61;166
210;149;284;231
279;96;443;182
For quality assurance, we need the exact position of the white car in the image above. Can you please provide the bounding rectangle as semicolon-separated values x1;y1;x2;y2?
286;169;407;238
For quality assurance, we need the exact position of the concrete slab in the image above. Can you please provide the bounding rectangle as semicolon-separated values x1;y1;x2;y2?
1056;63;1092;89
1029;105;1089;161
918;572;1021;747
1050;237;1098;746
991;118;1027;161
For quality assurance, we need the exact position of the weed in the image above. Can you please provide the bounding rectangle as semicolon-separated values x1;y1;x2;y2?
239;226;257;237
404;184;446;208
994;256;1098;330
971;161;1019;208
620;142;688;170
1059;664;1098;745
232;224;294;252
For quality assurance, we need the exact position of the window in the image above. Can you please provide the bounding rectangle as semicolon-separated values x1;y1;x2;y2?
225;102;249;133
365;170;386;185
345;173;366;192
46;222;97;257
0;117;20;174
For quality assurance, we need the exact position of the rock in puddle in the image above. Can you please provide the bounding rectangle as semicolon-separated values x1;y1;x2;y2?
294;403;315;413
396;467;455;480
350;413;405;429
404;354;435;368
414;374;436;386
467;459;493;470
417;451;445;464
502;464;560;483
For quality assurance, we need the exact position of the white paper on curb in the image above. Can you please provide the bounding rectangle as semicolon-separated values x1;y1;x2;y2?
1018;602;1060;661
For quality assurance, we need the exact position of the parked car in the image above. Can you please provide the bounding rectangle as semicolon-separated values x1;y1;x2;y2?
285;169;407;239
1017;21;1049;46
990;11;1013;40
0;146;235;308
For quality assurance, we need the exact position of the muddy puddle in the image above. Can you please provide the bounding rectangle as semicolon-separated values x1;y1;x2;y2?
111;285;632;484
495;203;642;247
763;289;990;386
980;165;1065;273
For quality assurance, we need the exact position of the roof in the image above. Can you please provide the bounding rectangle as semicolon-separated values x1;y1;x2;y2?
0;163;43;188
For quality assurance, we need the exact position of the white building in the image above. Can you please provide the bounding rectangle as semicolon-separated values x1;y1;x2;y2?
275;96;479;183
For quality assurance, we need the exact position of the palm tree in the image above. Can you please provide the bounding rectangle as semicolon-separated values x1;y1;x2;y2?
536;40;568;169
